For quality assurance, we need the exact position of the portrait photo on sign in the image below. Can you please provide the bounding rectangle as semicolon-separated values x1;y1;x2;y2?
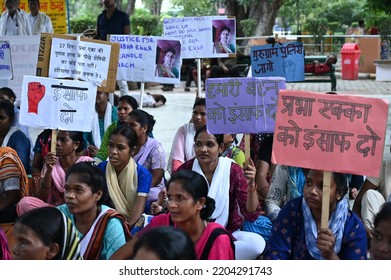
155;40;181;78
212;19;236;54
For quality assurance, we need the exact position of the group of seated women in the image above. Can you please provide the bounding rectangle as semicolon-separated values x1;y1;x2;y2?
1;90;391;260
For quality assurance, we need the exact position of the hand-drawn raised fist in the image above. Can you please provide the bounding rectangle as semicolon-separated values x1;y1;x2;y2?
27;82;45;114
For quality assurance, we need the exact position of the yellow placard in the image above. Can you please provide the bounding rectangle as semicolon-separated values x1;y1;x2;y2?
18;0;68;34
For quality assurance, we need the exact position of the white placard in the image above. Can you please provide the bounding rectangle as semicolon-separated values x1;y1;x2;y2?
163;16;236;59
0;41;12;80
110;35;182;84
49;38;111;86
0;35;40;105
19;75;96;132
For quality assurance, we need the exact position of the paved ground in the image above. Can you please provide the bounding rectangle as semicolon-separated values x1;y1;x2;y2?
133;76;391;171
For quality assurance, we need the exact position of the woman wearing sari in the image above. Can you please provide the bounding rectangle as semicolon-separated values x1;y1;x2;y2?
0;147;28;223
263;169;368;260
0;101;31;174
127;110;166;202
0;226;11;259
177;125;266;259
95;95;138;163
57;162;131;260
12;207;82;260
167;97;206;175
97;126;152;230
35;130;92;206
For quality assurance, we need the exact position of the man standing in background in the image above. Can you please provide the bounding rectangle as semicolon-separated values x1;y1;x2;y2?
27;0;54;35
0;0;31;36
97;0;130;97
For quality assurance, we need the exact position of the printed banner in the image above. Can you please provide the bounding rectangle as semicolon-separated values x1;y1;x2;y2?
163;16;236;59
251;42;304;82
49;38;111;86
272;90;389;177
110;35;182;84
19;76;96;132
205;77;286;134
0;41;12;80
19;0;68;34
0;36;40;105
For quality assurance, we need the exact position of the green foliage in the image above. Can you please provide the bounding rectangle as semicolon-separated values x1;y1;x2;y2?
366;0;391;15
304;18;328;38
130;9;162;35
240;19;257;37
171;0;215;16
70;14;97;33
328;22;340;33
376;15;391;40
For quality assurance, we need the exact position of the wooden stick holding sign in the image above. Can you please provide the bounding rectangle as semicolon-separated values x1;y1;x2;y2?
320;171;332;229
244;134;250;161
196;58;201;98
51;129;57;154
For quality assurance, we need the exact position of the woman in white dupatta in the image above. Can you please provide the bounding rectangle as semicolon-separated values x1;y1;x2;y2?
97;126;152;229
177;125;266;259
167;98;207;175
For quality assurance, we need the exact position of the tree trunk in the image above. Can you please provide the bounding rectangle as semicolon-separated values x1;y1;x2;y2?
116;0;123;10
125;0;137;15
225;0;286;37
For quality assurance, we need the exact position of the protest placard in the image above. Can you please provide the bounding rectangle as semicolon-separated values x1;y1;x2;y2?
37;33;119;92
0;41;12;80
49;37;111;86
110;35;182;84
251;42;304;82
163;16;236;59
19;75;96;132
205;77;286;134
272;90;389;177
0;35;40;104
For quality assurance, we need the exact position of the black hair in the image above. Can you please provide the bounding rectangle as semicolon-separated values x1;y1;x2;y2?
165;48;176;56
133;226;196;260
128;109;156;134
221;26;231;33
118;95;139;111
374;202;391;228
62;130;85;154
332;172;349;198
16;207;64;259
193;97;206;109
65;162;108;205
0;100;15;122
0;87;16;101
194;125;224;147
167;169;215;220
266;37;276;44
111;125;138;148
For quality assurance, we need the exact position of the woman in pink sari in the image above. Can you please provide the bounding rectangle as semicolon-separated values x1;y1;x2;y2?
127;110;166;203
17;130;93;214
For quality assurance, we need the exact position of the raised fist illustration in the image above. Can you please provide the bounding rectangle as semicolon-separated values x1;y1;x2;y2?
27;82;45;114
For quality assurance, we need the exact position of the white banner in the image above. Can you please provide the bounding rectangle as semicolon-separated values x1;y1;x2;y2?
110;35;182;84
0;41;12;80
163;16;236;59
19;76;96;132
0;35;40;105
49;38;111;86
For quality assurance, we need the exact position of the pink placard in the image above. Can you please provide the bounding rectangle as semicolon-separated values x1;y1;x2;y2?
272;90;389;177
